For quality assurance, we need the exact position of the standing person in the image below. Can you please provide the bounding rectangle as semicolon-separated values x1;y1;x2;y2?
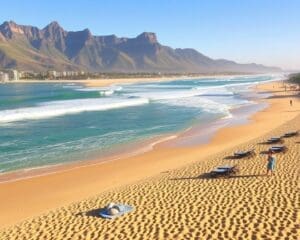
266;150;276;176
290;99;293;106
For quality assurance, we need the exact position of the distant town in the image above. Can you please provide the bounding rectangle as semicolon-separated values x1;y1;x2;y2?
0;69;92;82
0;69;173;82
0;69;170;82
0;69;20;82
0;69;254;83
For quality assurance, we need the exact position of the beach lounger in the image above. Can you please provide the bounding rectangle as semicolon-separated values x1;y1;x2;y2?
217;165;236;170
266;137;284;144
234;149;255;158
269;145;287;153
99;203;134;219
210;165;238;178
282;131;299;138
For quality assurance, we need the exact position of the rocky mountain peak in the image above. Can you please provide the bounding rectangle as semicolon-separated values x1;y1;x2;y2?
43;21;64;33
0;20;281;73
44;21;62;30
82;28;92;38
136;32;158;44
42;21;66;40
0;20;25;38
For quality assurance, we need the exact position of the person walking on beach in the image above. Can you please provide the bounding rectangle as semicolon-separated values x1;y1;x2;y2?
266;150;276;176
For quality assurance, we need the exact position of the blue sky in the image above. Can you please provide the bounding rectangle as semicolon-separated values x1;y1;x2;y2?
1;0;299;69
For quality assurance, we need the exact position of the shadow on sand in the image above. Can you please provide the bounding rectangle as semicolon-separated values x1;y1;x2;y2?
267;93;299;99
223;155;254;160
223;155;240;160
257;142;271;145
170;173;266;181
260;150;271;155
75;208;103;218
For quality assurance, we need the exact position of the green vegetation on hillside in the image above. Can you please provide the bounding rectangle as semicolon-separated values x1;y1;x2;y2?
288;73;300;87
0;21;281;73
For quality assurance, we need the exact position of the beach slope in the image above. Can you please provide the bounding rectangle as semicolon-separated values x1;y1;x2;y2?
0;82;299;239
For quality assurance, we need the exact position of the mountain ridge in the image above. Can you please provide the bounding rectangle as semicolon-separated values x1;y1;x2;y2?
0;21;281;73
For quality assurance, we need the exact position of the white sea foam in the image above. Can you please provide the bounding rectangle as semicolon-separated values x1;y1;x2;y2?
76;87;105;91
123;85;211;100
121;83;249;118
76;85;123;92
77;86;124;96
126;84;192;89
0;98;149;123
99;90;114;96
62;84;80;89
193;86;235;96
0;74;282;124
160;97;232;116
124;84;237;101
113;86;123;91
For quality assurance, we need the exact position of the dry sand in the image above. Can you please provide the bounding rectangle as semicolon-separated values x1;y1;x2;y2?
0;82;299;239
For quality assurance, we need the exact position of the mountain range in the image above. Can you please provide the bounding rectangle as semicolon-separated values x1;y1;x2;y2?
0;21;280;73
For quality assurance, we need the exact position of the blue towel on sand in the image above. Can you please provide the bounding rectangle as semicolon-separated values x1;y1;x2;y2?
99;204;134;219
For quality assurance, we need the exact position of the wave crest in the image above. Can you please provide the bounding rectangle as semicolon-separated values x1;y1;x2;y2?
0;98;149;123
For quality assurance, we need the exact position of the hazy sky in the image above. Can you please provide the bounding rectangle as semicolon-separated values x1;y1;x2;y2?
1;0;299;70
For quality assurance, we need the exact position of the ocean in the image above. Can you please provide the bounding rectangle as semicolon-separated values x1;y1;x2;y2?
0;74;281;174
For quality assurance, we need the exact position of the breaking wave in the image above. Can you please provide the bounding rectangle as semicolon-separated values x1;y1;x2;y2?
0;98;149;123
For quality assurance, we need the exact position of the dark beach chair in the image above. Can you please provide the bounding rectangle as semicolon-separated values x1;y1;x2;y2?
269;145;287;153
266;137;284;144
234;149;256;159
210;165;238;178
282;131;299;138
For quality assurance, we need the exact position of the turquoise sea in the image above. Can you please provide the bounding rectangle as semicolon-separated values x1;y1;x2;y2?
0;74;281;173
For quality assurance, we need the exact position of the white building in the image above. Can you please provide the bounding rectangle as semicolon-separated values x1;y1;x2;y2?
8;69;19;81
47;70;57;78
0;72;9;82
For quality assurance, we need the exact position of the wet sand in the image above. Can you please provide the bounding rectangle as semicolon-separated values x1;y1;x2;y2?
0;81;299;239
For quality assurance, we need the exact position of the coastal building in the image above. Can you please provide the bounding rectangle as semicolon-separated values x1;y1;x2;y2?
19;71;37;79
47;70;57;79
41;72;48;78
67;71;77;76
7;69;19;81
0;72;9;82
19;70;40;79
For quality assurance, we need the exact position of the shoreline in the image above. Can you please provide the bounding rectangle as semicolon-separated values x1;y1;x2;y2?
7;72;281;88
0;133;179;184
0;79;299;230
0;80;270;182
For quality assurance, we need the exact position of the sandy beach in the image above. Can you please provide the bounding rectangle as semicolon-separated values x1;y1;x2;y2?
16;73;265;88
0;81;299;239
15;76;201;88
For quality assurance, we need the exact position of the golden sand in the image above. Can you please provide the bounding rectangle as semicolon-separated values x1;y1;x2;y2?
0;82;299;239
17;74;249;88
